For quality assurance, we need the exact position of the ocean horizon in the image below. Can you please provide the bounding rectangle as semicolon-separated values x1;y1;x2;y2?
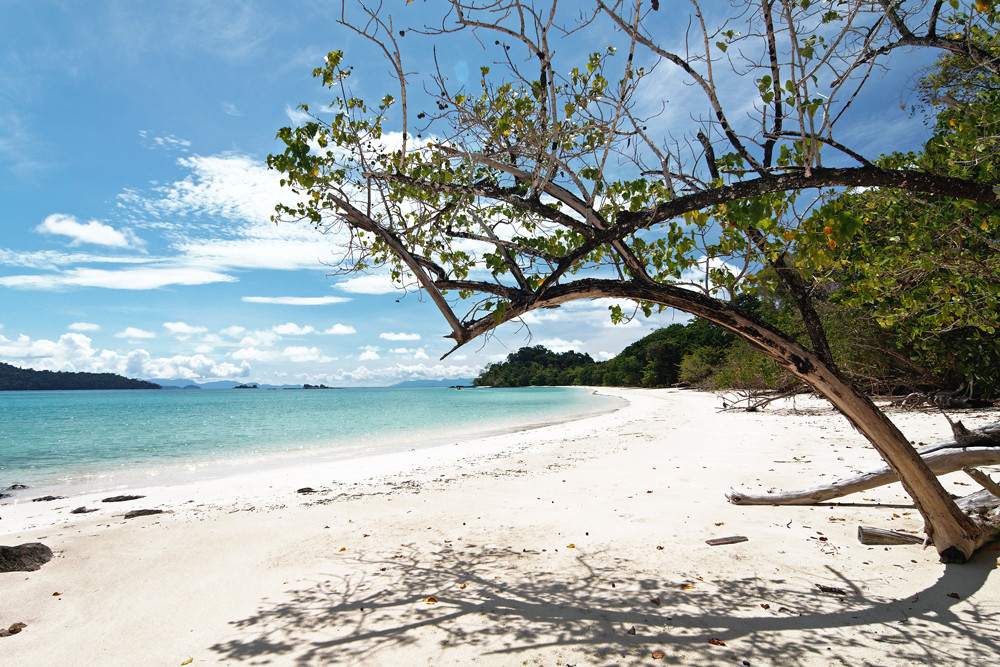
1;386;620;498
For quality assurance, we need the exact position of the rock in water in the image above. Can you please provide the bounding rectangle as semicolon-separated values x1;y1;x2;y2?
0;543;53;573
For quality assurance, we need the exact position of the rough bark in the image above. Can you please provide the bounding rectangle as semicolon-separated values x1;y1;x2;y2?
857;526;925;546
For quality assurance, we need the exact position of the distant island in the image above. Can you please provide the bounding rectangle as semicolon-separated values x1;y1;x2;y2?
0;362;161;391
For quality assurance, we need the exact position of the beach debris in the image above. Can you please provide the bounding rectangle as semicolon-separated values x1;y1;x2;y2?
708;638;726;646
706;536;748;546
181;659;193;665
761;603;770;609
102;495;145;503
815;584;848;596
70;507;98;514
297;487;317;494
425;596;438;604
0;543;53;572
52;591;61;596
0;622;27;637
123;509;165;520
566;543;575;548
857;526;924;546
650;596;661;605
626;626;636;635
651;652;665;659
947;592;961;599
31;495;66;502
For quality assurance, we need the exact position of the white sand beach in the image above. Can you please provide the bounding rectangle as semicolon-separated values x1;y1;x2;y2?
2;388;999;666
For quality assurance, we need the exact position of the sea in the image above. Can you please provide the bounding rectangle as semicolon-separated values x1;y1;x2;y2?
0;386;619;497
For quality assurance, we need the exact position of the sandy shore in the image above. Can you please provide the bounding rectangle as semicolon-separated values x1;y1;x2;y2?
2;388;999;666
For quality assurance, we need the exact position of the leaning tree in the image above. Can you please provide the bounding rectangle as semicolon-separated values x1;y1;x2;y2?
269;0;1000;561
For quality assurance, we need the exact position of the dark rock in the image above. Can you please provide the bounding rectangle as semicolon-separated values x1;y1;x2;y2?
0;543;53;573
102;495;145;503
31;495;66;502
7;484;27;491
297;487;317;494
70;507;99;514
123;509;164;519
0;493;10;500
0;622;27;637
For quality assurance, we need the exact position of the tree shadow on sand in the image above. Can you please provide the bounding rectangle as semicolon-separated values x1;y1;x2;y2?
209;541;1000;665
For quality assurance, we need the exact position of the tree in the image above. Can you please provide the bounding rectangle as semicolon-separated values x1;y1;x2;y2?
269;1;1000;561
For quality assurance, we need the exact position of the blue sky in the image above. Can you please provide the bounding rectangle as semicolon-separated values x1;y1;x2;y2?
0;2;935;386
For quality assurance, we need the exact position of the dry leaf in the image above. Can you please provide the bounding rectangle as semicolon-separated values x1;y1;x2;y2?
708;638;726;646
460;584;467;589
567;543;576;548
656;545;664;550
947;592;960;599
681;584;695;590
52;592;61;596
828;517;845;522
760;603;770;609
626;626;636;635
714;522;724;526
650;597;661;605
339;547;346;552
651;651;665;659
181;659;193;666
425;596;438;604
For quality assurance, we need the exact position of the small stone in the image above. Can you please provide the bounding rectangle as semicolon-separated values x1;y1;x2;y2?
123;509;165;520
102;495;145;503
70;507;99;514
297;487;317;494
31;495;66;503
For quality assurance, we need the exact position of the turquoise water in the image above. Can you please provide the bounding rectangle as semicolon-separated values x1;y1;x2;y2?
0;387;616;494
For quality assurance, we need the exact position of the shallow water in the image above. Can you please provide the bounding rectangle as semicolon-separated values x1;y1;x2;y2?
0;386;617;494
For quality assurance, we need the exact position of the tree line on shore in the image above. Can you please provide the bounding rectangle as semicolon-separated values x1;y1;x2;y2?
0;362;161;391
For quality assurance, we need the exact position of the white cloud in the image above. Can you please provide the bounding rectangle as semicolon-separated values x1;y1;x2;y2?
164;321;208;338
115;327;156;339
323;323;356;335
281;346;333;363
35;213;140;248
220;325;246;337
242;296;350;305
335;274;401;295
273;322;315;335
536;338;585;353
358;345;380;361
285;104;312;125
334;361;483;384
380;331;420;341
237;330;280;348
68;322;100;332
0;266;237;290
390;347;430;360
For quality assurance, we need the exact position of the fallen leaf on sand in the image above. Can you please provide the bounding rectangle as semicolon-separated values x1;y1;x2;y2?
650;597;661;605
339;547;346;552
651;652;665;659
714;522;724;526
947;593;960;599
681;584;695;590
567;543;575;548
460;584;467;589
425;596;438;604
656;545;664;550
181;659;193;666
708;638;726;646
52;592;61;596
828;517;845;522
626;626;636;635
761;603;770;609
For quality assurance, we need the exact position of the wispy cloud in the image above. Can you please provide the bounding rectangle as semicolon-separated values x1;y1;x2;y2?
0;266;236;290
323;324;356;335
68;322;100;332
242;296;350;306
272;322;315;335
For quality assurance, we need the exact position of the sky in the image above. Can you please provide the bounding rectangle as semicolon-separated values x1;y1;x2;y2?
0;1;936;386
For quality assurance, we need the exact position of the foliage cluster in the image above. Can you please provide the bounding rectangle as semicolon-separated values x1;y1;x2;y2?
0;362;160;391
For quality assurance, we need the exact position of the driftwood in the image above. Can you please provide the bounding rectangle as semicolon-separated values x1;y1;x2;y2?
963;466;1000;497
727;421;1000;506
857;526;925;546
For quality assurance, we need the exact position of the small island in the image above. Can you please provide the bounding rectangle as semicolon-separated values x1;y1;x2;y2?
0;362;160;391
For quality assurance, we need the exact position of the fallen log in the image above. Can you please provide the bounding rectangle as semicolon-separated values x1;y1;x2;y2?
857;526;925;546
727;446;1000;505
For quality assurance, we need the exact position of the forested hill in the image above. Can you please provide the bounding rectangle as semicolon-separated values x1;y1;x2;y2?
0;362;161;391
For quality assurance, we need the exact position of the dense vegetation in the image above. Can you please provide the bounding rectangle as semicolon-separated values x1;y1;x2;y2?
0;362;160;391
